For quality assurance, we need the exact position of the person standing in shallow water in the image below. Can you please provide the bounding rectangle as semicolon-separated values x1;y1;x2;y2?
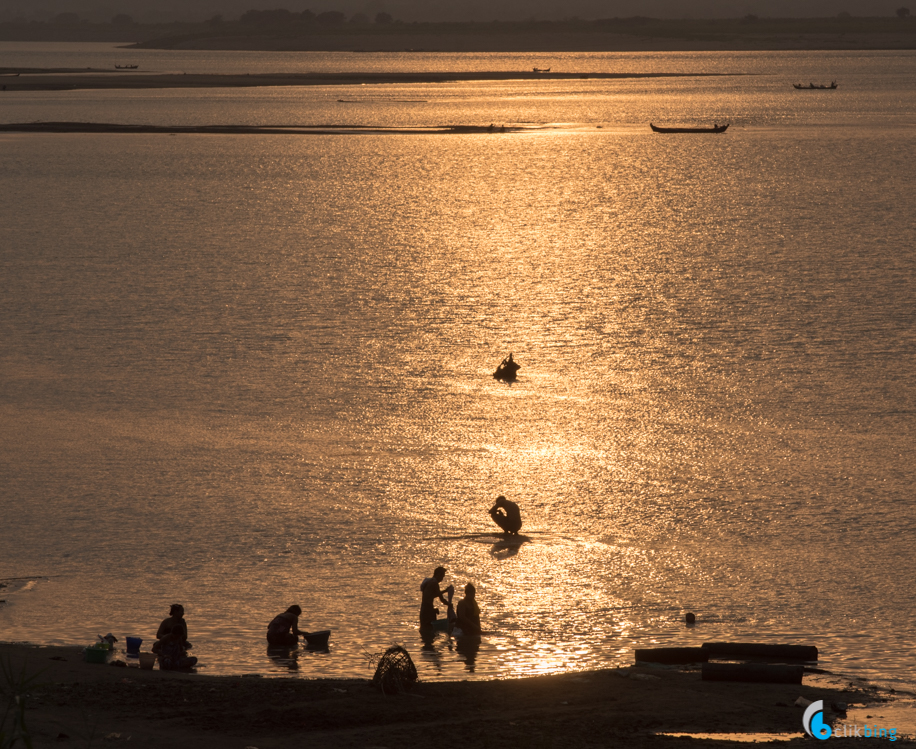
267;605;305;647
455;583;481;636
489;495;522;535
419;566;448;627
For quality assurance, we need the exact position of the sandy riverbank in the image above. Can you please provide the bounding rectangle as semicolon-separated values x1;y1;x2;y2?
1;641;913;748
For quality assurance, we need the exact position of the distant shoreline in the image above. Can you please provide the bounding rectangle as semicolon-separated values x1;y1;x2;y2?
3;15;916;52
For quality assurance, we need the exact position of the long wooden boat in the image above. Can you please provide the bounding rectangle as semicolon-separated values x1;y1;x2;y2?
650;123;729;134
532;67;551;73
115;64;139;70
793;82;837;89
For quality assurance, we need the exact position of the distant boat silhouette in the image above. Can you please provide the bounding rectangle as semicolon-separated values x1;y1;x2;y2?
532;67;551;73
115;64;139;70
650;123;729;134
793;82;837;89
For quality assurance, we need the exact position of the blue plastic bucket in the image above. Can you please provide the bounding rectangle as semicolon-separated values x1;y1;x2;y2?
125;637;142;655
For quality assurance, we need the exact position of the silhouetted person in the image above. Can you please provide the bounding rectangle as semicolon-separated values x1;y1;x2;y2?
157;603;191;648
493;353;520;381
455;583;481;637
267;605;305;647
157;625;198;670
489;495;522;535
419;566;448;627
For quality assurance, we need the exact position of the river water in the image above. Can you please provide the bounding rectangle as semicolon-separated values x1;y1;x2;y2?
1;43;915;688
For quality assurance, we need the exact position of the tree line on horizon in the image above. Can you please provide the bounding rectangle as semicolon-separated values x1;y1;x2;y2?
7;5;913;28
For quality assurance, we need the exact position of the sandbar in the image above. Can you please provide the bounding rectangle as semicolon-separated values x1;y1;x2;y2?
0;69;732;92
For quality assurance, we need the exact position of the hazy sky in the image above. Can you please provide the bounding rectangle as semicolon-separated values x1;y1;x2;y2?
0;0;910;23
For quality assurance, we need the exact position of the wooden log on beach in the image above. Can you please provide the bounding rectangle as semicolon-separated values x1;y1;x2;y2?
701;642;818;661
701;662;804;684
634;647;709;664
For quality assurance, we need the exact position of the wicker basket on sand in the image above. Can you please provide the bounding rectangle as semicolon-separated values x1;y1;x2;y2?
370;645;418;695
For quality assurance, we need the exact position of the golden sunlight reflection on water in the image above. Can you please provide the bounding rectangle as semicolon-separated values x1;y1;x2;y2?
2;59;916;684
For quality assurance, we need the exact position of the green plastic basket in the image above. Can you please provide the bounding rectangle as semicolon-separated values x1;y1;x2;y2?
84;646;109;664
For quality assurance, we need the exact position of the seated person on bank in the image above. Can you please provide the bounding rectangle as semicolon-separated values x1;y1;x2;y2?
454;583;481;637
267;605;305;647
156;603;191;649
489;495;522;535
157;625;198;671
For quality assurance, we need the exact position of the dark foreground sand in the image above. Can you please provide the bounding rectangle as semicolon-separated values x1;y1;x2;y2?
1;642;913;748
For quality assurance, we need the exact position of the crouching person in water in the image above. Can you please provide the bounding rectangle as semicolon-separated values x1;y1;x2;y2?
267;605;305;647
489;495;522;535
157;625;198;671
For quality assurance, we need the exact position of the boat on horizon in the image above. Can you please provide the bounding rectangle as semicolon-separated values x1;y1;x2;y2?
650;123;729;134
532;67;551;73
793;81;837;89
115;64;139;70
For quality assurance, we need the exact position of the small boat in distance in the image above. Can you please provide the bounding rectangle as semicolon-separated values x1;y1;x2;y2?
532;67;551;73
115;64;139;70
650;123;729;134
793;82;837;89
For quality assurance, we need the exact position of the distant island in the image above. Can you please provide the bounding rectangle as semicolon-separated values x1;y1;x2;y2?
1;13;914;51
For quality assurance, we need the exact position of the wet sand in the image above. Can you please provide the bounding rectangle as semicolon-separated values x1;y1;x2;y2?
1;642;912;748
0;69;729;93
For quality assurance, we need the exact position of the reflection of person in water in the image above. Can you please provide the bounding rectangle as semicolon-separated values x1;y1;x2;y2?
489;495;522;535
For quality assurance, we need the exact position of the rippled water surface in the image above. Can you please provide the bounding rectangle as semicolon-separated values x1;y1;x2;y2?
1;45;915;687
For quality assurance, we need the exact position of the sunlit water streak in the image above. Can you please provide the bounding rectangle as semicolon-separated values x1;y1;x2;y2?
1;46;915;688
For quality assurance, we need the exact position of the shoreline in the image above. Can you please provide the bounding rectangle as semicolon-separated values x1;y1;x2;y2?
0;69;732;92
2;641;913;747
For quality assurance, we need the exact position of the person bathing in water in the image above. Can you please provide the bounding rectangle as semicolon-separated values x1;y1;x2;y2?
489;495;522;535
267;605;306;647
419;566;449;628
454;583;481;637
